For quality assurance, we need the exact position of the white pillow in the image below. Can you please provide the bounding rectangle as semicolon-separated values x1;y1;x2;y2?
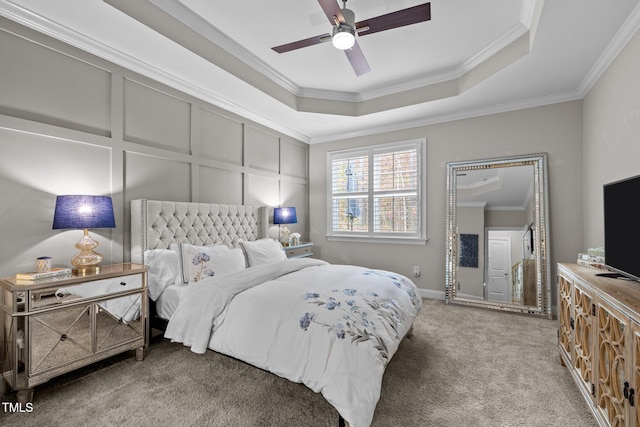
240;239;287;267
170;243;228;284
176;243;246;283
143;249;179;301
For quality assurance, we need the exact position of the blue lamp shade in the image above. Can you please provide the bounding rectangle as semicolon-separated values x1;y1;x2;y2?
52;195;116;230
273;207;297;225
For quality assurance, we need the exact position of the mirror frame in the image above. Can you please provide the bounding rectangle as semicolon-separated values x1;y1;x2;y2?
445;153;552;318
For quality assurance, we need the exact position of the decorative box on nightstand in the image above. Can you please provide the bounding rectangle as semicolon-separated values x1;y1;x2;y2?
284;242;313;259
0;263;148;403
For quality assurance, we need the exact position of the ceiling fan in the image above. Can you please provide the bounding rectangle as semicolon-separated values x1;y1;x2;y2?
271;0;431;76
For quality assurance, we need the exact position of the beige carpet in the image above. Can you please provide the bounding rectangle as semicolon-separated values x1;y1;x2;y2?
1;299;596;426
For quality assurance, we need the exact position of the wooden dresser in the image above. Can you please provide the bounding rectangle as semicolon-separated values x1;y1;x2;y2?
558;263;640;426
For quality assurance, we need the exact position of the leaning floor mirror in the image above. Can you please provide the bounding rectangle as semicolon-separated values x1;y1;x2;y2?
445;153;552;318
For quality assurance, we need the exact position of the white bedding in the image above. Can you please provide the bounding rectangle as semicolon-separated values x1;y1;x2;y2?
165;258;422;427
155;284;187;319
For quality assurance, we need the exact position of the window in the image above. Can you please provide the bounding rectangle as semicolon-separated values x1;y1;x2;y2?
327;139;426;243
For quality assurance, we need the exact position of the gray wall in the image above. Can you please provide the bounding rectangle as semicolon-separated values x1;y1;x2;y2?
309;100;584;304
582;29;640;248
0;19;308;277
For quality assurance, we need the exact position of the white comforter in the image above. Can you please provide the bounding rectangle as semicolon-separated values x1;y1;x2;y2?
165;258;422;427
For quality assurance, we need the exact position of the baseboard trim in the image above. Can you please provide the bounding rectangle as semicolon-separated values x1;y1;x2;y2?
419;288;445;300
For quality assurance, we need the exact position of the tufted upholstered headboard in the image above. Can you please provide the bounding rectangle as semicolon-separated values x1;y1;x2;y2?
130;199;268;265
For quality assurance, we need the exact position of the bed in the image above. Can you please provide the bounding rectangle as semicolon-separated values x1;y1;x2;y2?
130;199;422;427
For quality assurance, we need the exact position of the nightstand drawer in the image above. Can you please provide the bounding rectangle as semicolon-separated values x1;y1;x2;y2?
31;274;142;311
284;243;313;259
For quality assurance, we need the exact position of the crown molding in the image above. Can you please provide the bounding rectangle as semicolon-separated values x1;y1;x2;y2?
578;1;640;96
309;90;584;143
148;0;301;96
357;19;531;102
298;87;362;103
457;21;530;78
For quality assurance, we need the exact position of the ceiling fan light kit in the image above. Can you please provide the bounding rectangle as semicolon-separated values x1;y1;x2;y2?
272;1;431;76
332;26;355;50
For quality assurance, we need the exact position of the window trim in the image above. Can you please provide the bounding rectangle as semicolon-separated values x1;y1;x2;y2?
326;138;427;244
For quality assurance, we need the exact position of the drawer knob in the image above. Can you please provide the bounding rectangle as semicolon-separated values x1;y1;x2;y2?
120;282;126;286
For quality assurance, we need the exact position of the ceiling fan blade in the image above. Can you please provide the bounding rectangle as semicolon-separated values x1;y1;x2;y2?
344;40;371;76
272;34;331;53
317;0;345;25
356;2;431;37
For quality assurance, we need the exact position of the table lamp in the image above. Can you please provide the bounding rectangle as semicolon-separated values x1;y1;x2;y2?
273;207;297;245
52;195;115;274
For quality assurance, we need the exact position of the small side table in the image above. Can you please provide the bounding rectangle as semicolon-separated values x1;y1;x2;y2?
283;242;313;259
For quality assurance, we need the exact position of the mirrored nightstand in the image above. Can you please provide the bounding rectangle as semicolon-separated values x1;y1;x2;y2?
0;263;148;403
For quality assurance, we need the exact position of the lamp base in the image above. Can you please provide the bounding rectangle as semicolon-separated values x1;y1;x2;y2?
72;266;102;276
71;229;104;275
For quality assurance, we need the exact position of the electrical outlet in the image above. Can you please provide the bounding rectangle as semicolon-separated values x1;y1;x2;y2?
413;266;420;277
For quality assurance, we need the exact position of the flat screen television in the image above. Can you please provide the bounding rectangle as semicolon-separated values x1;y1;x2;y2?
602;174;640;282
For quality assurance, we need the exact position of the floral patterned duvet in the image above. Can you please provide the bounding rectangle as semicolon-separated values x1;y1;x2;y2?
165;258;422;427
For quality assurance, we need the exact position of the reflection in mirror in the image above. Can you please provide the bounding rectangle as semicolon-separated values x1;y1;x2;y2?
445;153;551;318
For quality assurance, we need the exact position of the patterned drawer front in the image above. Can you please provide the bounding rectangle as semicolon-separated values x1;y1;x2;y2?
573;284;593;396
596;303;627;426
558;275;572;358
